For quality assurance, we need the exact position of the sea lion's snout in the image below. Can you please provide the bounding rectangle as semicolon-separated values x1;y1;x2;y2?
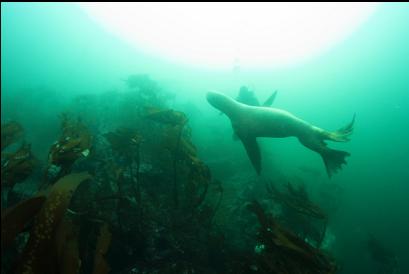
206;91;237;116
206;91;217;103
206;92;222;110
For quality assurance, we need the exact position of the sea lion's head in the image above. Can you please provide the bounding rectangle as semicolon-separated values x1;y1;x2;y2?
206;91;237;115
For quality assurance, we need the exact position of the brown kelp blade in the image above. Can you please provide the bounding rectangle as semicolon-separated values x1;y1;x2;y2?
104;128;142;156
55;218;81;274
15;172;91;274
92;223;112;274
144;106;188;126
1;196;46;250
247;200;337;273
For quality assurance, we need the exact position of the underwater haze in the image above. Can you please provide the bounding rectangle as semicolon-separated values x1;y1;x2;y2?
1;3;409;274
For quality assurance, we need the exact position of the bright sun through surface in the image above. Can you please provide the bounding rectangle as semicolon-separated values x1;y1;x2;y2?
79;3;379;70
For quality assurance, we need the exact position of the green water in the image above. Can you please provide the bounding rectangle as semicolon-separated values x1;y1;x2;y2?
1;3;408;274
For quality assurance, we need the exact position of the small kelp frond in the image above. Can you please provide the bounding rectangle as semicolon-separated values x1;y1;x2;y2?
1;196;46;250
104;128;142;156
266;180;327;220
16;172;91;274
1;120;24;151
161;126;198;163
144;106;188;126
92;223;112;274
48;113;92;168
1;143;37;187
247;200;337;274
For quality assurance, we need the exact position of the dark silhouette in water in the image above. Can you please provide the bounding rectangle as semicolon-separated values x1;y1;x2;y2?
367;234;398;274
207;91;355;177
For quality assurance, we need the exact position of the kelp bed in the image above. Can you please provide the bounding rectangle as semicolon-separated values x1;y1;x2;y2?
1;74;337;274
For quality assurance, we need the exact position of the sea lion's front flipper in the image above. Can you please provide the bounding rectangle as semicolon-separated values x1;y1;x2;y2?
239;136;261;174
262;90;278;107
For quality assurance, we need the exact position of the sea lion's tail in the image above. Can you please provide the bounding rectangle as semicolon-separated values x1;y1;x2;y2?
320;148;350;178
326;113;356;142
317;114;355;177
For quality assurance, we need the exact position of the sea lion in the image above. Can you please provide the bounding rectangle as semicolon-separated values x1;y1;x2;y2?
232;86;278;141
206;91;355;178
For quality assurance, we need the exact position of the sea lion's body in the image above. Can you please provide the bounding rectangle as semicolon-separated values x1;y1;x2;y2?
207;91;354;177
233;106;310;137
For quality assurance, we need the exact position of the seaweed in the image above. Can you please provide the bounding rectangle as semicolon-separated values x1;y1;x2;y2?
1;196;46;250
45;114;92;184
55;218;81;274
104;127;143;224
265;179;328;248
266;179;327;220
1;121;24;151
247;200;337;274
124;74;173;107
15;172;91;274
1;79;343;274
144;107;188;127
92;223;112;274
145;107;212;210
1;143;37;188
104;128;142;159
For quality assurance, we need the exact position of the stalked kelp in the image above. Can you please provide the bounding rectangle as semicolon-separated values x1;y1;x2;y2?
144;106;212;211
1;143;37;189
266;179;328;248
104;128;142;159
1;121;38;209
266;179;327;220
144;106;188;127
92;223;112;274
246;200;337;274
1;74;340;274
45;113;92;185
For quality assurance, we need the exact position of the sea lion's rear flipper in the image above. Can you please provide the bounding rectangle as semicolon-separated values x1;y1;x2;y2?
239;136;261;174
262;90;278;107
320;148;350;178
326;113;356;142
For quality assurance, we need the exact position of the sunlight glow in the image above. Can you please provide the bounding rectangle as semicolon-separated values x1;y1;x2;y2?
79;3;379;70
